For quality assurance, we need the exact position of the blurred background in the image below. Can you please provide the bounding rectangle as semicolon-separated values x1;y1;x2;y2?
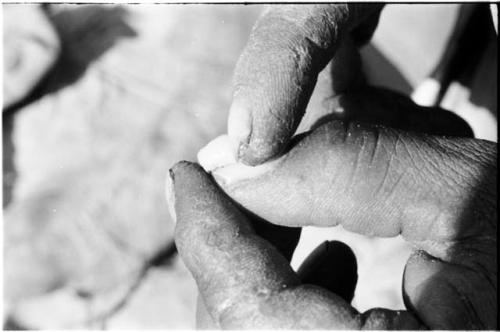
2;3;497;329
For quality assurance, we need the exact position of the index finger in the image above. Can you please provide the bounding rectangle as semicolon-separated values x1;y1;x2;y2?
229;4;382;166
169;161;422;329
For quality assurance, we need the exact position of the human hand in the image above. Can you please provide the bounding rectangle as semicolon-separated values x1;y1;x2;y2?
228;4;384;166
169;103;496;329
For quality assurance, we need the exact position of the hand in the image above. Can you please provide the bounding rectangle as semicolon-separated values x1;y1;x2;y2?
227;4;384;166
168;112;496;329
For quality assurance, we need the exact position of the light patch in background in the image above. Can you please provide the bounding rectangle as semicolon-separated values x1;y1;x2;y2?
411;78;441;107
372;4;460;87
291;227;411;312
440;82;498;142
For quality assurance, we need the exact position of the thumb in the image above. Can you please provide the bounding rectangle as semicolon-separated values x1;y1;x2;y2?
169;161;422;329
200;123;496;260
199;126;496;329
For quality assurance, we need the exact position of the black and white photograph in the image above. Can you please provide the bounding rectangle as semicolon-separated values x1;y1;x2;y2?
2;2;497;330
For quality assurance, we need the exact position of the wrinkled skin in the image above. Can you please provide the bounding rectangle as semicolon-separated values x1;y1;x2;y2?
170;114;496;329
170;3;497;330
228;4;384;165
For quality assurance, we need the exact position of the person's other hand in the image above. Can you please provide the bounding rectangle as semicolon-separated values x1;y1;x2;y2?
228;4;384;166
169;111;496;328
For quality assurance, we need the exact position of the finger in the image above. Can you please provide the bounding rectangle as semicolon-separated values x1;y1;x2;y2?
208;122;496;261
176;155;300;330
195;217;300;329
249;213;301;262
170;161;301;328
297;240;358;303
229;4;383;166
333;87;474;138
201;121;496;330
403;248;497;329
196;295;219;329
169;161;422;329
199;131;496;329
194;198;300;330
195;223;299;330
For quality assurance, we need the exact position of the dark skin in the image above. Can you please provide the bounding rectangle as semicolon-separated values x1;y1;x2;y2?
169;115;496;329
169;4;497;330
227;4;384;166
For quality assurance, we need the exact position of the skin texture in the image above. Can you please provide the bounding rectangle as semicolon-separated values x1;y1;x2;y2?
173;66;495;329
327;87;474;138
229;4;383;165
199;86;475;188
170;115;497;328
195;238;359;329
172;4;497;329
171;162;424;329
207;119;497;329
228;4;477;166
195;204;301;330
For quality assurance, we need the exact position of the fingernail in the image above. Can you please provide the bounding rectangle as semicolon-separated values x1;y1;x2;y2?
237;141;251;164
165;168;176;225
227;100;252;158
197;135;238;173
228;99;278;166
238;138;277;166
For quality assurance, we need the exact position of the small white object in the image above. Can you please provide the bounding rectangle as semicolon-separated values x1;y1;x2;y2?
197;135;281;186
491;4;497;34
411;78;441;107
197;135;238;173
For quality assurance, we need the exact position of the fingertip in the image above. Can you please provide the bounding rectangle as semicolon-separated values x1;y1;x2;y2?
166;161;207;226
226;98;281;166
227;99;252;156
